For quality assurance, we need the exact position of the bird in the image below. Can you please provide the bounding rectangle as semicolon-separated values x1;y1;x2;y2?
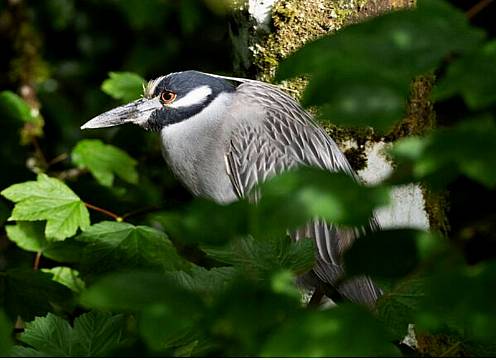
81;70;382;306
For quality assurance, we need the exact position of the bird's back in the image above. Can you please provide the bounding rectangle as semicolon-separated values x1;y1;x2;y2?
225;80;382;305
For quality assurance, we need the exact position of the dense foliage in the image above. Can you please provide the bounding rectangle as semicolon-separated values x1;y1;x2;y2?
1;0;495;356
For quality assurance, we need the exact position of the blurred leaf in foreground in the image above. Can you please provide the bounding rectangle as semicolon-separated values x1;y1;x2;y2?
416;260;496;343
392;117;496;188
101;72;144;103
72;139;138;187
434;40;496;110
1;174;90;240
12;312;126;356
261;304;400;357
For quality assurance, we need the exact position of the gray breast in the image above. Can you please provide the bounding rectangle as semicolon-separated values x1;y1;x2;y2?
159;92;238;203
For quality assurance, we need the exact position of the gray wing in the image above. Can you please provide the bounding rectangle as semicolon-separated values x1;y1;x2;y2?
225;81;382;305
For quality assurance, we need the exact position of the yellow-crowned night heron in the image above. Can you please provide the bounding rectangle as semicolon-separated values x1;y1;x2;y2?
81;70;382;306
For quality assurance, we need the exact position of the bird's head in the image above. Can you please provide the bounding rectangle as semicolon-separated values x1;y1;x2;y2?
81;70;236;132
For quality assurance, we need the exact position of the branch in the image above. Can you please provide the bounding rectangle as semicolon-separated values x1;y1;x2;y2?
85;202;123;222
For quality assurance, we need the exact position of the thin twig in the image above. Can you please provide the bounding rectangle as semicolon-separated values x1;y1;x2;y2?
466;0;494;19
439;341;461;357
121;206;162;220
47;152;68;167
85;202;123;221
33;251;42;270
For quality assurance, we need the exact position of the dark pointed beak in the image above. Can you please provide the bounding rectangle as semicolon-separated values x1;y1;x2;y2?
81;97;162;129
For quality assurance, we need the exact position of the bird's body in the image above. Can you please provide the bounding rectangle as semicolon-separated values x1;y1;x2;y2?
82;70;382;306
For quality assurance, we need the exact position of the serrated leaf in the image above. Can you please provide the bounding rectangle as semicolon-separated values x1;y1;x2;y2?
78;221;188;280
15;312;126;356
101;72;144;103
5;221;85;262
1;174;90;240
72;139;138;186
166;266;236;298
0;269;73;321
261;304;400;357
202;236;315;280
41;267;85;293
434;40;496;109
377;276;425;339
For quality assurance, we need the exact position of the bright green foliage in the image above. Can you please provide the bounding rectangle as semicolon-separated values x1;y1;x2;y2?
0;311;13;356
0;269;72;321
5;221;47;253
41;267;85;293
101;72;145;103
12;312;126;356
72;139;138;187
392;117;496;188
78;221;188;280
1;174;90;240
262;304;400;357
434;40;496;109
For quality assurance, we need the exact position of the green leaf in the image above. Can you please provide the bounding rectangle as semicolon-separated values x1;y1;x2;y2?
1;174;90;240
276;0;483;130
344;229;432;280
202;236;315;279
14;312;126;356
72;139;138;186
416;261;496;343
377;275;425;339
5;221;47;253
0;269;73;321
261;304;400;357
101;72;144;103
0;311;13;356
5;221;86;262
434;40;496;109
80;271;202;313
0;91;34;123
41;267;85;293
391;117;496;188
78;221;188;280
278;0;482;81
258;168;390;230
167;266;236;299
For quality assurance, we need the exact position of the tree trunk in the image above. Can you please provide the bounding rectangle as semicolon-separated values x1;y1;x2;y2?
230;0;446;234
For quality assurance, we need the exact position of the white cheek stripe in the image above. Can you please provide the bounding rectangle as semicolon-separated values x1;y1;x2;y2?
169;85;212;108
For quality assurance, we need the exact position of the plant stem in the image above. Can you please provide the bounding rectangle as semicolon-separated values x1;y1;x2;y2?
33;251;42;270
85;202;123;221
466;0;494;19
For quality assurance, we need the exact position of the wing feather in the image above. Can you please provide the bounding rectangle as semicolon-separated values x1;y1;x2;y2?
225;81;381;305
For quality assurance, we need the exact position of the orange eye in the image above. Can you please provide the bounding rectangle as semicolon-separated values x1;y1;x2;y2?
160;91;176;104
